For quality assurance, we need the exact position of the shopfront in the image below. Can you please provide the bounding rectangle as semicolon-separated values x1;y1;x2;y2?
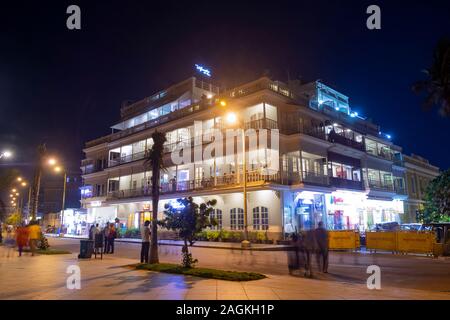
61;208;88;236
325;191;404;231
292;191;326;231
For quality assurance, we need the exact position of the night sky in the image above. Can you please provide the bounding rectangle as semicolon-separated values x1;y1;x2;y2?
0;0;449;179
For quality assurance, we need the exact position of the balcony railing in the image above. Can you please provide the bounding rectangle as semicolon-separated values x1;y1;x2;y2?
330;177;364;190
107;171;280;200
368;179;395;192
328;131;365;151
302;171;329;185
244;118;278;130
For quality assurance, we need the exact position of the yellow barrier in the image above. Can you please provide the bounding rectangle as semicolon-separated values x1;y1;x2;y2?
365;231;435;255
396;231;434;254
329;230;360;250
366;232;397;251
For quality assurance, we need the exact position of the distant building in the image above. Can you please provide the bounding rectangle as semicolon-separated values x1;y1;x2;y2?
38;173;82;215
403;154;440;222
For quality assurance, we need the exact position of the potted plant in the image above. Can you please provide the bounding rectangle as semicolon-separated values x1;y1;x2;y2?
220;229;231;242
256;231;265;244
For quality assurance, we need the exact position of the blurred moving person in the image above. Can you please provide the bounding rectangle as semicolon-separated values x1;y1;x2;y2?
28;221;41;256
287;233;300;275
303;229;316;278
140;220;151;263
314;221;329;273
16;224;29;257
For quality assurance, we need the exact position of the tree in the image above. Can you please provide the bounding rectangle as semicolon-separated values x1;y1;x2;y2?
6;212;22;225
30;144;47;221
143;130;167;264
418;169;450;223
0;168;21;222
160;197;217;268
412;37;450;117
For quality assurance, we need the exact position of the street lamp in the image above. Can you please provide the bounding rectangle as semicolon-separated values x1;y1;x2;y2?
225;111;251;248
53;165;67;229
0;150;12;159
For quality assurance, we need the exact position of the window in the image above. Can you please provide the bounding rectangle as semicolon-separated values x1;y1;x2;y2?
253;207;269;230
230;208;244;230
210;209;222;230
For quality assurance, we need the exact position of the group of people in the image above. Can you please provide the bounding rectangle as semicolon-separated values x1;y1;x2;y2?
0;221;42;257
288;221;329;277
88;222;118;254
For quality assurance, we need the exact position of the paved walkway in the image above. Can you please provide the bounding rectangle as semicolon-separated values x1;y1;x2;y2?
44;233;290;251
1;247;449;300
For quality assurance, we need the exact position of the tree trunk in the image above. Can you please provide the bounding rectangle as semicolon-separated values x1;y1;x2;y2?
149;167;160;264
30;166;42;221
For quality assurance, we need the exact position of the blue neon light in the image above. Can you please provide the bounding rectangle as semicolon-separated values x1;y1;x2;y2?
195;64;211;77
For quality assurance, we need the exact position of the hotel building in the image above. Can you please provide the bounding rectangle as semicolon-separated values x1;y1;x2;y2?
80;75;409;240
403;154;440;222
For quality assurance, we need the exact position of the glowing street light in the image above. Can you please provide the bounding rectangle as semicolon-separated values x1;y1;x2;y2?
21;182;27;187
48;158;57;166
11;188;16;193
220;100;227;107
0;150;12;159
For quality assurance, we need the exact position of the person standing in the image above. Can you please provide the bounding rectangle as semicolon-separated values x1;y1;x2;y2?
107;223;116;254
314;221;329;273
140;220;151;263
28;221;41;256
103;223;110;254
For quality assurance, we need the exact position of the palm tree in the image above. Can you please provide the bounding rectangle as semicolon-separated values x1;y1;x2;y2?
144;130;167;264
412;37;450;117
30;144;47;221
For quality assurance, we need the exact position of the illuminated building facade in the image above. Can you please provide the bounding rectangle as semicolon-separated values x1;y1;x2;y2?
403;154;440;222
80;75;410;239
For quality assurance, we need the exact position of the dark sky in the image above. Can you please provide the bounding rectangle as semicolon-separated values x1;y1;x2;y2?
0;0;449;178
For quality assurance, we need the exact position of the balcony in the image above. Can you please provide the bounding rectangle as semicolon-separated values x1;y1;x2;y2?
366;148;395;161
107;171;281;200
328;131;365;151
330;177;364;190
244;118;278;130
301;171;329;186
368;179;395;192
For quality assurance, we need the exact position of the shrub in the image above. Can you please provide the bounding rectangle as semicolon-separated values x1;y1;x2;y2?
38;232;50;250
256;231;266;242
124;227;141;238
231;231;242;242
220;229;231;241
206;230;220;241
195;230;208;241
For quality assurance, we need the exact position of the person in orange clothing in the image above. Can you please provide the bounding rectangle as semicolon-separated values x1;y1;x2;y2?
16;224;29;257
28;221;41;256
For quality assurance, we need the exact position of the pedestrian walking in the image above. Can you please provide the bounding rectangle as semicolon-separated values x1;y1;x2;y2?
16;224;29;257
140;220;151;263
28;221;41;256
103;223;110;253
303;229;316;278
314;221;329;273
107;223;117;254
287;233;300;275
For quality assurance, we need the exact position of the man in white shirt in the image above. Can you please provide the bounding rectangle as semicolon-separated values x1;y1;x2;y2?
140;220;151;263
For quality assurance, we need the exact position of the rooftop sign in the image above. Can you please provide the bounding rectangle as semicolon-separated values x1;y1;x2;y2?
195;64;211;77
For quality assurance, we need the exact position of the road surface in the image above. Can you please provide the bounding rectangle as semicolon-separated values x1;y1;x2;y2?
47;237;450;293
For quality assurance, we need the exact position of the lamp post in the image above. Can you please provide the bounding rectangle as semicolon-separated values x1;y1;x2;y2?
54;166;67;228
225;111;251;248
